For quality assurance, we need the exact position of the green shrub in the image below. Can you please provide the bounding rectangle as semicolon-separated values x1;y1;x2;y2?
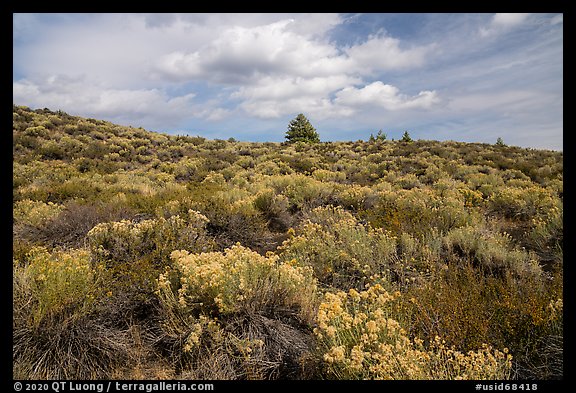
336;184;376;211
267;174;334;211
23;125;49;138
526;208;562;268
278;206;396;290
443;226;542;278
186;182;276;252
312;169;347;183
87;210;213;268
252;189;292;231
488;186;560;221
368;187;476;236
407;262;562;379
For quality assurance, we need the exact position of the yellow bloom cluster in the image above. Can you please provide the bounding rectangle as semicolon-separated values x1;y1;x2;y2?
315;284;512;380
312;168;347;183
161;244;317;320
547;298;563;320
156;199;210;227
278;206;396;289
107;171;161;196
23;247;99;325
488;185;561;222
13;199;64;227
201;172;227;186
459;188;484;208
87;210;211;265
337;184;374;210
181;315;221;353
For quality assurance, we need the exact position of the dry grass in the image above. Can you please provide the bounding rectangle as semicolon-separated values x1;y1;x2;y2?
13;310;136;379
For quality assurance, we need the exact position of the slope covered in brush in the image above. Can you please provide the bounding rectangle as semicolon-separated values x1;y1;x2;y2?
13;105;563;380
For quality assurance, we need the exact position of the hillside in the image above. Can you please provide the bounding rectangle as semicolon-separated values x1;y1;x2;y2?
13;105;563;380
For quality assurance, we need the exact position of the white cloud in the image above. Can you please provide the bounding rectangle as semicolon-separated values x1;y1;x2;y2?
231;76;444;120
149;16;435;120
550;14;563;25
446;89;562;131
492;13;530;27
285;13;342;37
203;108;232;121
154;18;350;84
480;13;530;37
345;34;433;73
232;75;358;101
153;16;432;84
239;95;354;120
232;75;355;119
13;76;198;128
14;14;436;123
13;14;221;90
335;81;440;111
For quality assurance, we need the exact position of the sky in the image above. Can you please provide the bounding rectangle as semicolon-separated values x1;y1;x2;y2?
13;13;563;150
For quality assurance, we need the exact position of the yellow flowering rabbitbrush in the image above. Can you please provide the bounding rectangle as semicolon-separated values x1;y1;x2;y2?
17;247;100;326
159;244;317;321
278;206;396;290
87;209;213;267
13;199;64;227
314;284;512;380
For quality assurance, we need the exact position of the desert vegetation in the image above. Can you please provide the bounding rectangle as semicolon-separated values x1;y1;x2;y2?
13;105;562;380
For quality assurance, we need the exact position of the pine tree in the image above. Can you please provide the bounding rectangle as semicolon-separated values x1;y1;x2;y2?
401;131;413;142
285;114;320;144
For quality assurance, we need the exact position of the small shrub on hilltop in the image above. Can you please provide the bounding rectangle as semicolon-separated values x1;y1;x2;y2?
401;131;413;143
